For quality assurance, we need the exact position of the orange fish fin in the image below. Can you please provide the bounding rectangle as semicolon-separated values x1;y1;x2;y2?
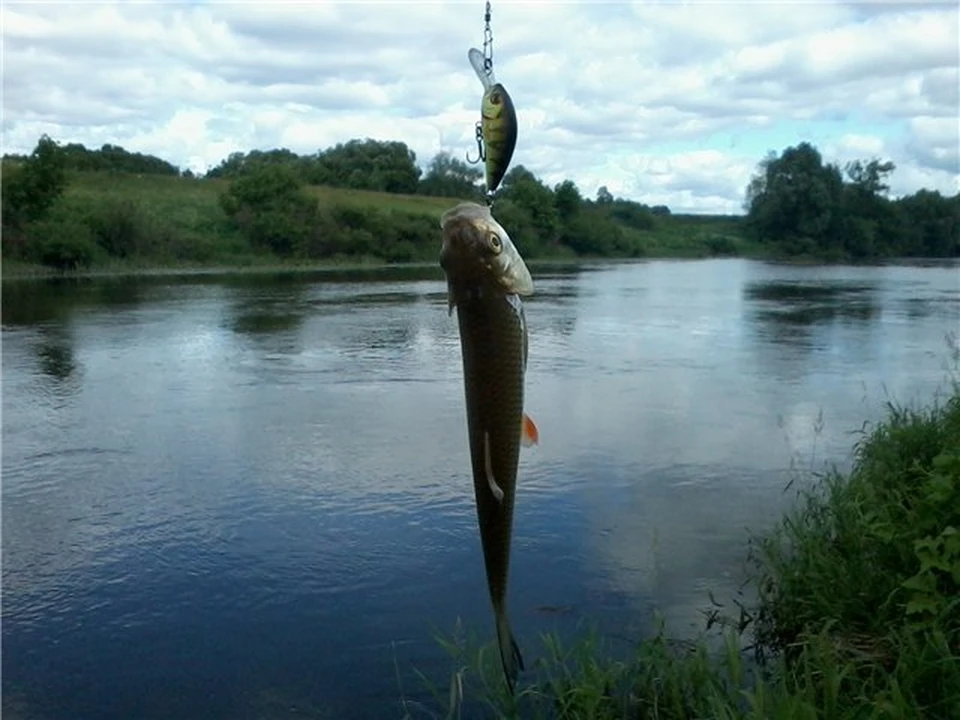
521;413;539;447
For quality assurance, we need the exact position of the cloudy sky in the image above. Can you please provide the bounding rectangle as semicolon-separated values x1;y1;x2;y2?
3;1;958;213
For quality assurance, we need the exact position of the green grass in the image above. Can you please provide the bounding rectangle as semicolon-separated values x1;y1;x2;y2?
3;170;753;279
408;361;960;719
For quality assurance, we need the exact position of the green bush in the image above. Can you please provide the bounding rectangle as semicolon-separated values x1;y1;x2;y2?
86;197;146;258
704;235;739;256
30;217;98;270
220;164;319;257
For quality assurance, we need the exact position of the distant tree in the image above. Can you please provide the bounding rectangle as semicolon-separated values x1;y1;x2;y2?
895;189;960;257
219;163;319;256
745;142;844;253
553;180;582;222
499;166;561;244
59;141;180;175
596;185;614;205
835;158;899;258
2;134;68;232
206;151;248;179
845;159;896;196
305;138;421;193
205;148;300;179
607;198;655;230
651;205;671;216
417;151;483;198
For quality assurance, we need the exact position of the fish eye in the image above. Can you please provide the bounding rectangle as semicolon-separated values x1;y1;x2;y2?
488;232;502;253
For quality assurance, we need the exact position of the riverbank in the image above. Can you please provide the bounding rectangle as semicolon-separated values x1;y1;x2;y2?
2;170;763;278
416;378;960;719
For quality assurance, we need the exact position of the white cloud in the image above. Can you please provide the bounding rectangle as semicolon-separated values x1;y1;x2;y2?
2;0;957;213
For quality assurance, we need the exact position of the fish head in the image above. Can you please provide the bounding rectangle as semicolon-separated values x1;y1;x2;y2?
439;202;533;313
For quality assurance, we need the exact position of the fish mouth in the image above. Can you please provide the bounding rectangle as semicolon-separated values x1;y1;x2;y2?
440;217;494;281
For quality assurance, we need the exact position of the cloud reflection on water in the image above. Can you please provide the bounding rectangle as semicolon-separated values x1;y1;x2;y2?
2;259;958;719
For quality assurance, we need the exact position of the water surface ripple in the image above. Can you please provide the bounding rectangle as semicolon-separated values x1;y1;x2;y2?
3;259;957;719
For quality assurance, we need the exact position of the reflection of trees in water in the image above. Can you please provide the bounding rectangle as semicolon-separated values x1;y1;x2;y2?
543;311;577;339
352;322;417;351
744;280;881;343
30;325;84;396
95;278;145;308
36;335;76;381
2;278;84;326
3;276;159;328
227;282;309;336
742;279;884;384
902;295;959;321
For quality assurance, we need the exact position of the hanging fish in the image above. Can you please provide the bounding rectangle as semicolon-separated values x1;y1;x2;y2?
468;47;517;196
440;201;538;693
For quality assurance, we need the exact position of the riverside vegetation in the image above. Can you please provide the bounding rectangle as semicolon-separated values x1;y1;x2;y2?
408;361;960;719
2;136;957;276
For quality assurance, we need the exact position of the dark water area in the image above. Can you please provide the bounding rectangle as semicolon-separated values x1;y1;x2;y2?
3;259;958;719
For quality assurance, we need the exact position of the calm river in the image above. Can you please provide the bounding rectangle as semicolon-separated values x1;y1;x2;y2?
3;259;958;719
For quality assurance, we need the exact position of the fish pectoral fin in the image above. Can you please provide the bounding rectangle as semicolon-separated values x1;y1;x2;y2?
484;432;505;503
521;413;539;448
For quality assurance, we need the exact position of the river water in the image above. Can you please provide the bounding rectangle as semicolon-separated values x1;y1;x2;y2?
3;259;958;719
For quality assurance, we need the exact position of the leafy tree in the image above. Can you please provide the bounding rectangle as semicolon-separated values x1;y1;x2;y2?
835;159;899;258
746;141;958;259
59;142;180;175
561;207;628;256
596;186;614;205
417;151;483;199
499;166;561;244
553;180;582;223
305;139;421;193
845;159;895;196
896;190;960;257
745;142;844;252
220;164;319;257
205;148;301;179
2;135;68;232
607;198;655;231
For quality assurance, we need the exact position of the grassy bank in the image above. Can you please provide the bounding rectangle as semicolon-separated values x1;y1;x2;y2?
2;170;757;279
411;379;960;719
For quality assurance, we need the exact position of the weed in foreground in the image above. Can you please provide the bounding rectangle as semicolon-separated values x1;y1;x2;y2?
410;382;960;719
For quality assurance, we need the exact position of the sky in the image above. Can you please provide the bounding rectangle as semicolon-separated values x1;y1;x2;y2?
2;1;958;214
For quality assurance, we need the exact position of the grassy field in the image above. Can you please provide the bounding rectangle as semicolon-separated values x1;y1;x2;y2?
3;170;755;278
408;367;960;719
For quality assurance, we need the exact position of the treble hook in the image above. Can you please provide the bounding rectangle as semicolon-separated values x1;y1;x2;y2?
465;121;485;164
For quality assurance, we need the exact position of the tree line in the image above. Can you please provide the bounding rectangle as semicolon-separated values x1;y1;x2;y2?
2;134;957;270
745;142;959;258
4;141;181;177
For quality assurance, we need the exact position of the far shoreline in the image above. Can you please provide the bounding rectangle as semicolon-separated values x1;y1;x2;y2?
5;253;956;283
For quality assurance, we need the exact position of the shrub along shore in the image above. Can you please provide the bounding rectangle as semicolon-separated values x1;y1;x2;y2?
3;136;956;278
412;376;960;719
1;169;753;279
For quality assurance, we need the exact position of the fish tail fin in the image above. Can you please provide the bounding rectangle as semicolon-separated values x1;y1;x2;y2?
495;611;524;694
